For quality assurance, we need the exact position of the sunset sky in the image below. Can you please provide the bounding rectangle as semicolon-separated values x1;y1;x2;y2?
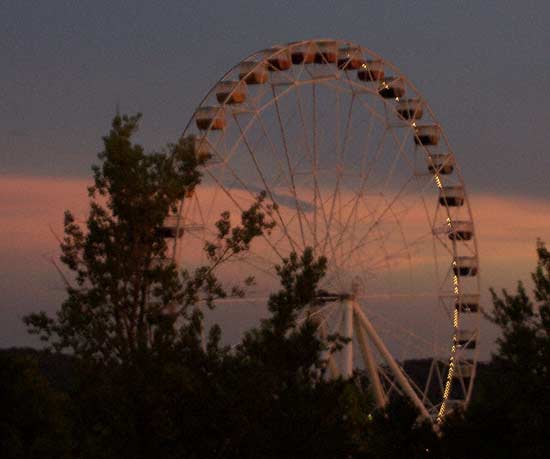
2;1;550;357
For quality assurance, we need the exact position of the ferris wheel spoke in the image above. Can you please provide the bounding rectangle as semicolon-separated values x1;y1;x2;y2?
271;85;309;246
326;125;389;254
333;175;416;262
312;83;320;249
232;115;302;253
322;91;356;258
250;89;318;246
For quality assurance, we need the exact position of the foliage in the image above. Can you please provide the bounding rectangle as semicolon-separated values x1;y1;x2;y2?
182;248;371;459
363;396;440;459
23;114;273;365
0;352;72;459
440;240;550;458
19;111;550;457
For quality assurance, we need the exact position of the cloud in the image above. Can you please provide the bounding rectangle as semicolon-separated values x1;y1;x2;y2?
0;175;91;259
1;175;548;354
2;175;548;285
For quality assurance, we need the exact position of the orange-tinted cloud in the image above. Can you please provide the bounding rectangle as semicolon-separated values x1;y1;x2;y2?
2;175;549;355
1;175;549;286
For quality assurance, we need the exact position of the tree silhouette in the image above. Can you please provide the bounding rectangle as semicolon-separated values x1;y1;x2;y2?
24;114;274;365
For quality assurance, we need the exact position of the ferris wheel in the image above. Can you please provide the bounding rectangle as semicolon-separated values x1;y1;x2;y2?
165;39;481;423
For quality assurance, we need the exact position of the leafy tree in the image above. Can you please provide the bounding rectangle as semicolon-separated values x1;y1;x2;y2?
195;248;371;459
20;114;276;458
24;114;273;364
0;352;72;459
363;396;440;459
441;240;550;458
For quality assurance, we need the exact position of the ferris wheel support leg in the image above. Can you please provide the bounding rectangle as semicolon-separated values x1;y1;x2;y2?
352;302;431;420
353;316;387;409
342;300;354;378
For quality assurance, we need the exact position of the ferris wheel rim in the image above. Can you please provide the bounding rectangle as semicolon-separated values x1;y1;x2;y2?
174;38;481;423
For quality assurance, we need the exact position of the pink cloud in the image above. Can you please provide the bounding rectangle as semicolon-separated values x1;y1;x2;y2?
2;175;548;356
1;175;548;289
0;175;90;249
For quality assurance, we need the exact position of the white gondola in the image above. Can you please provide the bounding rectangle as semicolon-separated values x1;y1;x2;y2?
439;186;465;207
378;77;405;98
290;42;315;64
313;40;337;64
156;216;184;239
456;294;480;313
415;125;441;146
448;221;474;241
453;257;478;277
428;153;455;175
195;107;226;131
194;136;212;162
238;61;268;84
457;329;477;349
215;81;246;104
265;46;292;71
337;46;364;70
397;98;424;120
358;60;384;81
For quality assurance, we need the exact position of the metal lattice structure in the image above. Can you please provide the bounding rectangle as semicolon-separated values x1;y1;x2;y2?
164;39;481;422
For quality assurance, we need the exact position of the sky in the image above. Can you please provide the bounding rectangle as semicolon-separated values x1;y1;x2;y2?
2;1;550;356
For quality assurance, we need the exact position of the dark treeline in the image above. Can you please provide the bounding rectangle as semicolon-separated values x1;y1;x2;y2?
2;115;550;458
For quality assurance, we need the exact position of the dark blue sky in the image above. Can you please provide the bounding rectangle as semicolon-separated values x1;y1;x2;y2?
2;0;550;196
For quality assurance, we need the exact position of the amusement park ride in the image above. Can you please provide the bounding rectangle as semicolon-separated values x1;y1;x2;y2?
159;39;480;424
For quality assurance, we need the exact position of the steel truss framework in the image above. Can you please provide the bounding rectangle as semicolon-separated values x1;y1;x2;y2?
170;39;481;423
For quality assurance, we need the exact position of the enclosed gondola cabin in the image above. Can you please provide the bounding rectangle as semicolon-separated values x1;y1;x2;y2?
156;216;184;239
215;81;246;105
456;294;480;313
358;60;384;82
396;98;423;120
457;330;477;349
313;40;337;64
378;77;405;98
194;136;212;163
415;125;441;146
337;46;364;70
290;43;315;64
427;153;455;175
448;221;474;241
266;46;292;71
439;186;465;207
195;107;226;131
453;257;478;277
238;61;268;84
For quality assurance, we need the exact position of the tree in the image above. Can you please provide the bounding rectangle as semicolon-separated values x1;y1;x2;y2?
0;352;72;459
20;114;277;458
441;240;550;458
194;248;371;459
362;396;440;459
24;114;273;364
